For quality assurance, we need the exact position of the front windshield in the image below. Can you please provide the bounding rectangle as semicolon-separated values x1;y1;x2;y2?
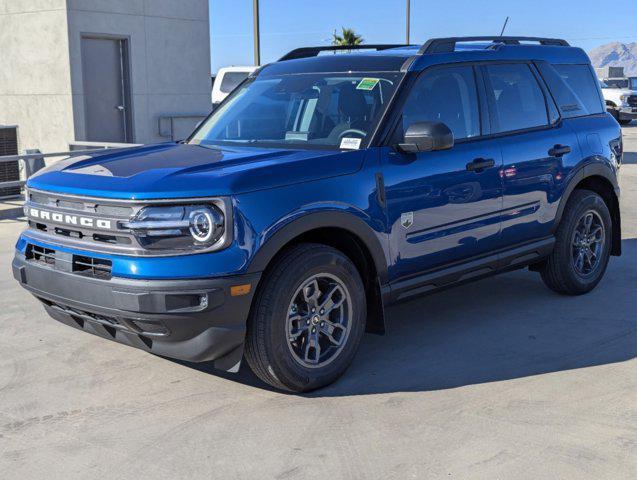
604;79;629;89
190;72;402;150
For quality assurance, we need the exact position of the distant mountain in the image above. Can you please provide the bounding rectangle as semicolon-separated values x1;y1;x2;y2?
588;42;637;76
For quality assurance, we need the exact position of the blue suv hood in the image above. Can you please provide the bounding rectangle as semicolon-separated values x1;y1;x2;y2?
27;143;365;200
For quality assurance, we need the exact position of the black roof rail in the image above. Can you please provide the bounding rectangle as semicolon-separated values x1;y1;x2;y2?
419;36;570;54
279;44;412;61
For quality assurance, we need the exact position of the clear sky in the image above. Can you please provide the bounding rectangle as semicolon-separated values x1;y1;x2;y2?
209;0;637;72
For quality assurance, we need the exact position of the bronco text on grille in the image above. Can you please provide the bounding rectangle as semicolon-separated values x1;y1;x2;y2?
23;189;139;255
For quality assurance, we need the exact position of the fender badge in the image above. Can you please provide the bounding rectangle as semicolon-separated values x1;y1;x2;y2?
401;212;414;229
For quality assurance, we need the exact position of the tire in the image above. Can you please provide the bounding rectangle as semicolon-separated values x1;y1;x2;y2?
244;243;366;392
540;189;612;295
618;119;632;126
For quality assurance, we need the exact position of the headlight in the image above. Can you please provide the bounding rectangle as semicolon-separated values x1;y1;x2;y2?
620;94;630;104
121;202;230;252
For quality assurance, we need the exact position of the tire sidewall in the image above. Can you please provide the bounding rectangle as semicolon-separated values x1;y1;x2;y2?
262;248;366;391
558;192;612;291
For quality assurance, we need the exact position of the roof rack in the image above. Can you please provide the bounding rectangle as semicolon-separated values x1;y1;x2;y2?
279;44;412;61
419;36;570;54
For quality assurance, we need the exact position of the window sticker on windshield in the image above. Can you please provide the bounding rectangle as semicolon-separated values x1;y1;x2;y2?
340;137;362;150
356;78;380;91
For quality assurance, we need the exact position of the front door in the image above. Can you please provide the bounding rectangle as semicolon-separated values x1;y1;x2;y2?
81;37;132;143
382;65;503;282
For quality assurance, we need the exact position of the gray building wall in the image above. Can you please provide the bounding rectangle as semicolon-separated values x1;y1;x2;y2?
0;1;75;153
0;0;211;152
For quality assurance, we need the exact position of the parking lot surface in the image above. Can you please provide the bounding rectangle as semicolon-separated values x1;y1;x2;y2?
1;126;636;479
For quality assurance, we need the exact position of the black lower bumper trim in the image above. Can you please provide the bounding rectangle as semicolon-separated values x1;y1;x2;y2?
12;254;261;370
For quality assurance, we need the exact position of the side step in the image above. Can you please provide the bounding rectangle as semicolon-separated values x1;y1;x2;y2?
384;237;555;304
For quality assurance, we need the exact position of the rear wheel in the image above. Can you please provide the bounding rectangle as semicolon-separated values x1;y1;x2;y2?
540;190;612;295
245;243;366;392
618;119;632;126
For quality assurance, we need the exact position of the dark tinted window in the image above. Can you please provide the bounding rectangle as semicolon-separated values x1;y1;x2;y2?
604;78;629;89
536;62;586;118
402;65;480;140
485;64;548;133
552;64;604;115
220;72;250;94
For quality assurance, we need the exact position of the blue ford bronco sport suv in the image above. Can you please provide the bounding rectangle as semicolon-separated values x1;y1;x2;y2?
13;37;623;392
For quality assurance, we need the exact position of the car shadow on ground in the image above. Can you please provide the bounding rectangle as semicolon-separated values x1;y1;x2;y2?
182;239;637;396
622;151;637;164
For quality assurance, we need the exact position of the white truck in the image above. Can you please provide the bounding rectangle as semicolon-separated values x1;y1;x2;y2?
211;66;258;108
597;67;637;125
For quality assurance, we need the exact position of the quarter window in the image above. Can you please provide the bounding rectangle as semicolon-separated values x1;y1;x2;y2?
401;65;481;140
485;64;549;133
552;64;604;115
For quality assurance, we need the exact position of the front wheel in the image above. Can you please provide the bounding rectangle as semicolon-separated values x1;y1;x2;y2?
244;243;366;392
540;190;612;295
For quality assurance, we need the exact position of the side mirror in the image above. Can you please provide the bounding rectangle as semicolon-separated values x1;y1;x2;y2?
397;121;454;153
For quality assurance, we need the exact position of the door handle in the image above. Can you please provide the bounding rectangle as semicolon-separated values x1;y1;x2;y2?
548;144;571;157
466;158;495;172
116;105;125;111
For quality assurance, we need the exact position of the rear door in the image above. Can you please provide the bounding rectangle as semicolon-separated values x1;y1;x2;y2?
382;64;503;281
482;62;580;246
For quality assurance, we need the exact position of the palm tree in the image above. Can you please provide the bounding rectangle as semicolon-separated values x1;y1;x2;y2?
332;28;364;47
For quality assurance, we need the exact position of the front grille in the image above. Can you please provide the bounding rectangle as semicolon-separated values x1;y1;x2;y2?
628;95;637;107
26;244;113;280
29;191;135;217
25;189;141;254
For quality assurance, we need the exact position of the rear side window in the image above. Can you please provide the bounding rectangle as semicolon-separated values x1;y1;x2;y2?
484;63;549;133
401;65;480;140
220;72;250;94
550;64;604;116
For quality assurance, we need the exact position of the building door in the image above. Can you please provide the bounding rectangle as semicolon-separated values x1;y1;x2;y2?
81;37;132;143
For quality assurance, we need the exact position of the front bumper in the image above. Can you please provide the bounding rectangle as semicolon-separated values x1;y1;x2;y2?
618;107;637;120
12;253;260;371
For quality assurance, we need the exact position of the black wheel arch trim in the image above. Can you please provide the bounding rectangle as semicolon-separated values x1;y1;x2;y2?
554;161;621;256
246;210;389;285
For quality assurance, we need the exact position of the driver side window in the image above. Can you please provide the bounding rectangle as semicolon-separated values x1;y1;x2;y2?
401;65;481;141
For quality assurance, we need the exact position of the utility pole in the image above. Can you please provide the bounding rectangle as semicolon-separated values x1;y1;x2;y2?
406;0;411;44
253;0;261;65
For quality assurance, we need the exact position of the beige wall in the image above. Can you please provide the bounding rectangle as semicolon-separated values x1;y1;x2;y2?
0;0;211;152
0;1;74;152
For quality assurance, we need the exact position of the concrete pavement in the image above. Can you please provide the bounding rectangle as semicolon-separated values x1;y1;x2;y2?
0;127;636;479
